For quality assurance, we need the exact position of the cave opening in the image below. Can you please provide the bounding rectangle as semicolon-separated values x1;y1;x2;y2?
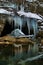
0;20;14;37
0;18;35;37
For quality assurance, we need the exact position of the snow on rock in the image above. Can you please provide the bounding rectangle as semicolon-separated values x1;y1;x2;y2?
37;20;42;22
41;23;43;24
0;8;13;15
40;26;43;28
26;0;37;2
17;11;42;20
10;29;25;37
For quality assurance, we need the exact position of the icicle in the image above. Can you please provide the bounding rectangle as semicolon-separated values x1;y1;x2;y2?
20;5;24;11
14;15;23;30
14;16;17;28
17;16;22;30
27;18;30;35
32;19;37;37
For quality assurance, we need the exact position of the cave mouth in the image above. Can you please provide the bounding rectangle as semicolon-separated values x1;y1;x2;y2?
0;20;14;37
22;22;34;35
22;22;29;35
0;20;34;37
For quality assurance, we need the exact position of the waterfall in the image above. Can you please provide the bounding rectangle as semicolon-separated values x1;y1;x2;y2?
27;18;30;35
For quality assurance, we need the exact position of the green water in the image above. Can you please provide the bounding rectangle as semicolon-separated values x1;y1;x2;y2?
0;55;43;65
0;44;43;65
